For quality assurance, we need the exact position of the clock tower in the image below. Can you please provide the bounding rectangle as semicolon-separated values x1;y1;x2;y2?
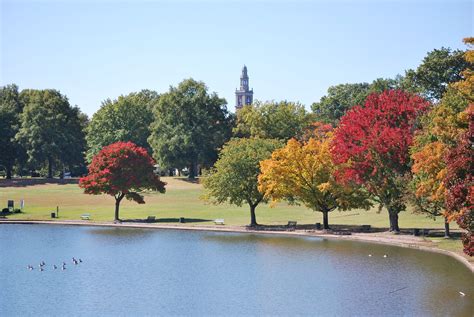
235;65;253;110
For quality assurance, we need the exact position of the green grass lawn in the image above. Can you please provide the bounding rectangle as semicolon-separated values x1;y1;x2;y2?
0;177;464;254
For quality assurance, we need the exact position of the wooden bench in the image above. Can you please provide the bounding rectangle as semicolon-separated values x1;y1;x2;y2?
214;219;225;225
81;213;91;220
146;216;156;223
287;221;297;231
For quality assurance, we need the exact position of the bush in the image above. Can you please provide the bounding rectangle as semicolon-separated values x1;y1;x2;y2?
13;208;22;213
1;208;9;213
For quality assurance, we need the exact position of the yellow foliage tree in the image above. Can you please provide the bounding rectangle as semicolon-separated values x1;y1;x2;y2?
258;132;371;229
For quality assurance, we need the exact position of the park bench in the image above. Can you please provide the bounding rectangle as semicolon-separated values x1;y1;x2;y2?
287;221;297;231
214;219;225;225
81;213;91;220
146;216;156;223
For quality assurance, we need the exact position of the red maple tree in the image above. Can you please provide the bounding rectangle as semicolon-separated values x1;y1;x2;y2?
332;90;430;232
445;109;473;256
79;142;166;221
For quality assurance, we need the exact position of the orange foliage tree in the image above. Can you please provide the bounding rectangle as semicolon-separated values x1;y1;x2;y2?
411;38;473;238
410;88;470;236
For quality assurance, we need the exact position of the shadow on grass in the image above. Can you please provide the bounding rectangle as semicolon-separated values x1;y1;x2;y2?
172;177;200;184
248;223;462;238
0;178;79;188
249;224;387;233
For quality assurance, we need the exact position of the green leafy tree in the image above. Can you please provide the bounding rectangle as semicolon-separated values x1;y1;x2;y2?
16;89;86;178
149;79;232;178
403;47;469;101
0;84;24;178
234;100;314;140
86;90;158;161
202;138;282;226
311;78;401;126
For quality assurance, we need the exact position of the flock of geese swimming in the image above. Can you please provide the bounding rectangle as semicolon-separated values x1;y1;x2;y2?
27;257;82;271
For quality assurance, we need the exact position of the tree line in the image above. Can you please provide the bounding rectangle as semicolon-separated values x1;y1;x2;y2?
1;40;472;255
1;46;467;179
202;40;472;256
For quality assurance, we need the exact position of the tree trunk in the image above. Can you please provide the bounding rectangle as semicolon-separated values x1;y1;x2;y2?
322;211;330;229
249;204;258;227
444;217;450;238
388;209;400;232
188;162;198;179
6;166;12;179
114;194;124;222
47;157;53;178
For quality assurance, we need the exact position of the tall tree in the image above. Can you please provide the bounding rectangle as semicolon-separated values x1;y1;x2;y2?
234;100;314;140
0;84;24;179
332;90;430;232
444;110;473;256
202;138;281;226
79;142;166;222
16;89;86;178
404;47;469;101
410;39;473;239
311;78;401;126
410;87;469;237
258;128;371;229
86;90;158;161
149;79;232;178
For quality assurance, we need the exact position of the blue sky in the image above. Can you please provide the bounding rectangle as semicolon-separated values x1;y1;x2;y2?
1;0;472;116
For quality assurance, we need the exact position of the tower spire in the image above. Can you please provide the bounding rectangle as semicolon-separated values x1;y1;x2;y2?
235;65;253;110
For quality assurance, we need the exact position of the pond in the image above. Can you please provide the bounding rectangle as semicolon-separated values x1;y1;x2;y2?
0;224;472;316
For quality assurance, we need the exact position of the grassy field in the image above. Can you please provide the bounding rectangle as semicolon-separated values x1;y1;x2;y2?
0;177;464;253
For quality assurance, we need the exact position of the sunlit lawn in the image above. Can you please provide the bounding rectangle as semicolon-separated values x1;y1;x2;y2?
0;177;464;253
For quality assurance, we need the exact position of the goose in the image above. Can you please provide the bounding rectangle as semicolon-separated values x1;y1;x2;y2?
459;291;466;296
39;267;44;272
79;259;82;263
62;265;66;270
368;254;372;257
53;265;58;270
383;254;388;258
40;261;45;266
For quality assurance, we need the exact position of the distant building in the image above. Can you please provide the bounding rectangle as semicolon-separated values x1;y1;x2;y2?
235;65;253;110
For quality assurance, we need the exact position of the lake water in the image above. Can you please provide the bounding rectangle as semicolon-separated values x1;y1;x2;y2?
0;224;472;316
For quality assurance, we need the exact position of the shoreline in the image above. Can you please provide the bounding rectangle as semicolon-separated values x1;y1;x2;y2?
1;219;472;272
